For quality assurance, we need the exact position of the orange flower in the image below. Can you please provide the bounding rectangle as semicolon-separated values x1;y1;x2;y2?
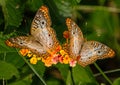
30;56;38;64
42;57;53;67
63;55;70;64
47;45;62;56
63;30;69;39
19;49;29;56
41;57;45;63
55;45;62;52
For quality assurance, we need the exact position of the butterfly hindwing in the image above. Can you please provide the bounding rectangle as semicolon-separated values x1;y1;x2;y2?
66;18;84;59
78;41;115;67
5;36;47;56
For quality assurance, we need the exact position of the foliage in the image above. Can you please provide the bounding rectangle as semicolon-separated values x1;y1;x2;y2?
0;0;120;85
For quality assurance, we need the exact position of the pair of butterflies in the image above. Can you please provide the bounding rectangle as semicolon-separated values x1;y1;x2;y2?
5;6;115;67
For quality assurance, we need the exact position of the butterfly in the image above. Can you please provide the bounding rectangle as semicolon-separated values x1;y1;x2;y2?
5;6;60;57
5;5;115;67
66;18;115;67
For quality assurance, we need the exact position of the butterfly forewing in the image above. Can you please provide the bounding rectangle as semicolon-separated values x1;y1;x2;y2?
31;6;51;32
66;18;84;59
78;41;115;67
31;6;59;51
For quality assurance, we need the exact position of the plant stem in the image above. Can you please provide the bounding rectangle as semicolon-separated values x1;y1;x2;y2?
94;63;112;85
76;5;120;13
17;49;47;85
69;67;75;85
94;68;120;77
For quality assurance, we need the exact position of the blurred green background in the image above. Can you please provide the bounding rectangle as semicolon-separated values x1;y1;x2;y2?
0;0;120;85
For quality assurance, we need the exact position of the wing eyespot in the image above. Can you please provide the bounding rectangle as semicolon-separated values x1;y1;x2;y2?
20;42;23;44
98;51;101;53
49;43;51;46
73;32;75;34
41;21;45;25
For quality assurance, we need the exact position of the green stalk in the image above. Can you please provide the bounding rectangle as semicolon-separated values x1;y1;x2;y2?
17;49;47;85
94;68;120;77
94;63;112;85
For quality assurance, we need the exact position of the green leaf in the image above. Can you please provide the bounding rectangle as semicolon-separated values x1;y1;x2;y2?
0;61;19;80
72;65;98;85
55;64;69;81
66;70;72;85
52;0;78;18
9;80;31;85
0;33;25;68
0;33;14;52
89;10;114;38
0;0;23;28
114;0;120;8
75;0;82;3
9;74;33;85
46;79;61;85
32;61;45;77
5;52;25;68
26;0;43;12
113;78;120;85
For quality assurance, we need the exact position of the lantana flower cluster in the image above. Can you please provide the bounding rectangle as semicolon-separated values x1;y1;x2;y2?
19;31;77;67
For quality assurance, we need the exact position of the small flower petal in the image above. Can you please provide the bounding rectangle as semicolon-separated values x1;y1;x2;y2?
19;49;29;56
69;59;77;67
63;55;70;64
58;56;64;63
30;56;38;64
56;45;62;52
42;57;53;67
60;50;67;56
37;57;42;60
27;51;33;57
52;54;59;64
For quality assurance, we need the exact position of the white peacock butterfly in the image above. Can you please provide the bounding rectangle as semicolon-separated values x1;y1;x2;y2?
66;18;115;67
5;6;60;58
5;6;115;67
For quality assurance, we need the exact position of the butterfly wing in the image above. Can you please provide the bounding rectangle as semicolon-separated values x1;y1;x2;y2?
66;18;84;59
78;41;115;67
31;6;59;51
5;36;47;57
